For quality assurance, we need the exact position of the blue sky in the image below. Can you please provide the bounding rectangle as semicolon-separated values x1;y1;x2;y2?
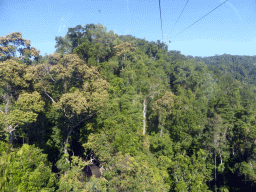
1;0;256;57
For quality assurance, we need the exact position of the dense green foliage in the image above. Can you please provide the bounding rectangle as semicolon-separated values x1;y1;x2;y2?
1;23;256;191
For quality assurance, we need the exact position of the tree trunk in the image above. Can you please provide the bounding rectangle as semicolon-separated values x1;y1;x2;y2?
4;87;14;146
8;125;18;147
121;54;125;70
44;91;56;103
4;84;10;114
220;154;225;188
215;153;217;192
9;130;14;146
160;124;163;137
64;128;74;163
63;113;95;163
5;96;10;114
159;112;163;137
143;98;147;135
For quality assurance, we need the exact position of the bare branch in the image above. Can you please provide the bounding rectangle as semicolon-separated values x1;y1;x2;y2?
44;90;56;103
49;74;56;82
44;64;56;82
8;124;19;133
74;113;95;129
64;113;95;164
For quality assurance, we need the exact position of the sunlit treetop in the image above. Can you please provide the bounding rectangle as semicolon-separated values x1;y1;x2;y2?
0;32;40;62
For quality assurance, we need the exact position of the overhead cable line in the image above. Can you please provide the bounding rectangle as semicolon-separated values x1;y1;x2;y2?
174;0;228;37
159;0;164;40
167;0;189;37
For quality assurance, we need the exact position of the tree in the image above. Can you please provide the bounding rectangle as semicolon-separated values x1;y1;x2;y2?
0;59;44;146
0;142;57;191
0;32;40;64
72;39;91;63
55;24;97;54
54;36;72;54
203;114;228;192
125;52;168;135
57;156;90;192
168;150;212;192
113;42;136;70
67;24;118;65
29;54;110;163
151;91;174;137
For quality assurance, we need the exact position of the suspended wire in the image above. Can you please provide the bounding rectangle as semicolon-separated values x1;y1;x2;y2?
159;0;164;40
167;0;189;37
174;0;228;37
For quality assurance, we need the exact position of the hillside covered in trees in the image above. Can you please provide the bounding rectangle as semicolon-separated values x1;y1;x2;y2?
1;23;256;191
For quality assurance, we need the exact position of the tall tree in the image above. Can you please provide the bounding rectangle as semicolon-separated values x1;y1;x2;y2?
0;32;40;63
27;54;110;163
0;142;57;191
0;60;44;146
151;91;174;137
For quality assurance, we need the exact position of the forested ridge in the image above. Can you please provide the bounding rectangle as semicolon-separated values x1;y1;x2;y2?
1;23;256;191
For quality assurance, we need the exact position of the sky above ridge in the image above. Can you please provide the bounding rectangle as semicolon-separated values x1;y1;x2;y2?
1;0;256;57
